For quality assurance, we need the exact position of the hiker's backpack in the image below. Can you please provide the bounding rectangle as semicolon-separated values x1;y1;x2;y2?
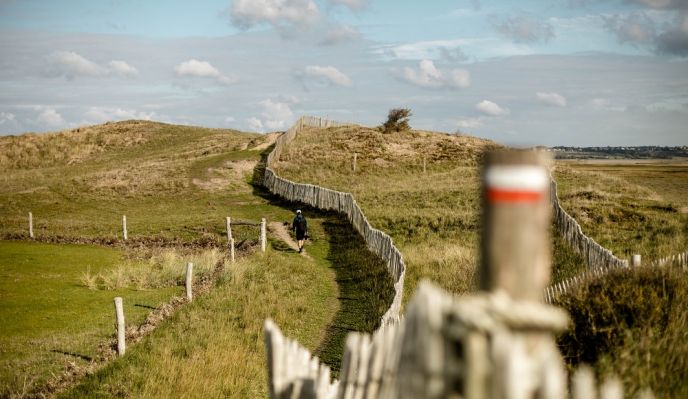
295;215;307;232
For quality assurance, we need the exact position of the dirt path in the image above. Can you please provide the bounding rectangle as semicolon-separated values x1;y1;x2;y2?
251;132;280;151
268;221;309;257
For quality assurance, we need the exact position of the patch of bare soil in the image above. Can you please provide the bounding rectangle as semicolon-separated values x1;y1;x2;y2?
681;207;688;214
268;221;309;257
250;132;280;151
192;159;257;191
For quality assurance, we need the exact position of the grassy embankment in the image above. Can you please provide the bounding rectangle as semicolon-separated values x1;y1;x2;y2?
553;160;688;398
0;120;393;396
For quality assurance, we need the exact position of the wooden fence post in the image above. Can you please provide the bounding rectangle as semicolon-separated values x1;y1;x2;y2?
480;149;552;299
260;218;267;252
185;262;193;302
230;238;235;263
114;297;125;356
423;156;426;174
28;212;34;238
122;215;127;241
226;216;232;241
631;254;641;267
353;153;357;173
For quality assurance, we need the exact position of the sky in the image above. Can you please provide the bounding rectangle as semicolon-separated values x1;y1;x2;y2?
0;0;687;146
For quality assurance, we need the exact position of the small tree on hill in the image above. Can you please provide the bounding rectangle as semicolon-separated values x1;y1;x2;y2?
381;108;412;133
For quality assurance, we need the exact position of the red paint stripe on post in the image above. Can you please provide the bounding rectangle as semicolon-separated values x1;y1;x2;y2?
487;188;543;203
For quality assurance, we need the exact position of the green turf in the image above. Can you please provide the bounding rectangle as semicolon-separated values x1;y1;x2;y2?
0;241;179;397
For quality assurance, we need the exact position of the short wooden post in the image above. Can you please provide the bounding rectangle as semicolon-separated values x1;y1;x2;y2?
114;297;125;356
122;215;128;241
631;254;641;267
260;218;267;252
28;212;34;238
423;156;427;174
480;149;552;300
230;238;235;262
185;262;193;301
226;216;232;241
352;153;357;173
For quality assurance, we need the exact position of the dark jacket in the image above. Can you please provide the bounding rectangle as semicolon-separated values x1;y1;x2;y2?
292;214;308;237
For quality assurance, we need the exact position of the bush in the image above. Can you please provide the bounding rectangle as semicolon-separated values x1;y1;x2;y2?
381;108;412;133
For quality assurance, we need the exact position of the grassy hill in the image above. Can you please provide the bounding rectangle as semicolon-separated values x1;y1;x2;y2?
273;124;499;305
0;120;394;397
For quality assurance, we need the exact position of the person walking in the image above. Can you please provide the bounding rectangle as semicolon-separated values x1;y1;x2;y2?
292;209;308;253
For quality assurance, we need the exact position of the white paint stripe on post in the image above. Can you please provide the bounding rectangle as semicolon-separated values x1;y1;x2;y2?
122;215;127;241
114;297;125;356
485;165;549;191
28;212;34;238
186;262;193;302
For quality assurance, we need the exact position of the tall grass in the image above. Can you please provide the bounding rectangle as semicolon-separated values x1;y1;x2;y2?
80;248;225;290
556;266;688;398
61;249;338;399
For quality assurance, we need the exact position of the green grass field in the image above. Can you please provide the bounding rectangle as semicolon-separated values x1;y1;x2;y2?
0;241;179;397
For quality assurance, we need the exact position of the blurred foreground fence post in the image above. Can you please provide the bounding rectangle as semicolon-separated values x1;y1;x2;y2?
122;215;127;241
230;238;235;262
114;297;125;356
226;216;232;242
186;262;193;302
28;212;34;238
632;254;642;267
260;218;267;252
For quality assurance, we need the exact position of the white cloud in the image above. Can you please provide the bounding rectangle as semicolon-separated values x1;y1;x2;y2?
329;0;369;11
247;117;264;132
37;108;66;127
304;65;352;87
476;100;510;116
603;12;657;45
400;59;470;89
248;99;295;132
84;107;156;123
174;59;237;85
45;51;140;80
589;98;626;112
108;60;138;77
230;0;319;30
374;39;473;60
492;14;555;44
536;92;568;107
0;111;16;125
319;25;361;45
455;117;485;130
46;51;106;78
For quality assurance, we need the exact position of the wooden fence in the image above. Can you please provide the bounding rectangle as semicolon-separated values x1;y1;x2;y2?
544;250;687;304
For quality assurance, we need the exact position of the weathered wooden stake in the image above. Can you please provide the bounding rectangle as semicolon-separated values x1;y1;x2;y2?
631;254;642;267
114;297;125;356
260;218;267;252
230;238;235;262
226;216;232;241
480;150;551;300
28;212;34;238
352;153;357;173
185;262;193;301
122;215;128;241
